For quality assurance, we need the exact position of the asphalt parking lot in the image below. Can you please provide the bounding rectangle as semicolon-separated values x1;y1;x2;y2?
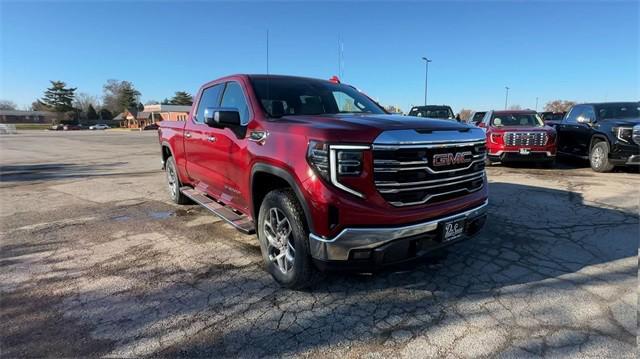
0;131;637;358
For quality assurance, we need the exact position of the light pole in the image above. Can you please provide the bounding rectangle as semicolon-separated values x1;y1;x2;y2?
504;86;510;109
422;57;432;106
535;97;539;111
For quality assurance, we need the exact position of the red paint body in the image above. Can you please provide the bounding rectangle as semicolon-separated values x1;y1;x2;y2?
479;110;557;161
159;74;488;238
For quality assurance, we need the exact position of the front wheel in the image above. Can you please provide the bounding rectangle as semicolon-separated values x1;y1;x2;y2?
257;189;314;289
590;141;615;173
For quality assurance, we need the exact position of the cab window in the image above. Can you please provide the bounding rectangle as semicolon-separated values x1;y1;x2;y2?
195;84;224;123
220;82;250;125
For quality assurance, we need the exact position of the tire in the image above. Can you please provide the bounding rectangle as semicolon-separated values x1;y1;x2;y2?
165;156;191;204
257;189;314;289
589;141;615;173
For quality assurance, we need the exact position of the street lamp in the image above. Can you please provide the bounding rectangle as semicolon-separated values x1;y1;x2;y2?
421;57;432;106
504;86;510;110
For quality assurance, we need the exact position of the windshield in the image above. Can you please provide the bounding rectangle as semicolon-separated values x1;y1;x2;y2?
595;103;640;120
249;76;385;117
472;112;486;123
408;107;454;119
491;113;543;127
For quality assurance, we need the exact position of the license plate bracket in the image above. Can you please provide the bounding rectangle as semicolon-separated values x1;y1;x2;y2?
441;217;466;242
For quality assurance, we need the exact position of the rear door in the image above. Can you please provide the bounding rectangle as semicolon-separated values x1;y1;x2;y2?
184;83;226;196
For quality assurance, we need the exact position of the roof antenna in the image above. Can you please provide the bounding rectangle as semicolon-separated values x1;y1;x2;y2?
266;28;271;116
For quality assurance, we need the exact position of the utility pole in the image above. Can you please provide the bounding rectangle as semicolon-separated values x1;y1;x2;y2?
504;86;510;109
535;97;539;111
422;57;432;106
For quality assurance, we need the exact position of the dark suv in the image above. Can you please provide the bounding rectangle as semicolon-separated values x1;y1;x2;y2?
555;102;640;172
408;105;456;121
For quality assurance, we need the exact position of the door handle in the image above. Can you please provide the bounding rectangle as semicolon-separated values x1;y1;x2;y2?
207;136;216;143
185;132;192;139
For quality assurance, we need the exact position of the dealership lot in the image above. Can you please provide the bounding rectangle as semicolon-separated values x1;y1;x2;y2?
0;131;637;357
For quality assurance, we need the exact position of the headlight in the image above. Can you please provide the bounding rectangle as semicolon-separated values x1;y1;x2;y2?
633;125;640;145
490;133;503;144
613;127;633;143
307;141;369;197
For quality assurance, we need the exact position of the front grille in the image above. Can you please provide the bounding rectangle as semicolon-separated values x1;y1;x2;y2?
373;141;486;207
504;132;547;146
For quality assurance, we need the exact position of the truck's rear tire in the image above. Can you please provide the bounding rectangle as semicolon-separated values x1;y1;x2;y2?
166;156;191;205
257;189;314;289
589;141;615;173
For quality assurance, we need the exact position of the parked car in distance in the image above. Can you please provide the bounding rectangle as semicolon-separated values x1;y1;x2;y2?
159;74;488;288
539;111;566;127
143;123;159;130
49;124;64;131
554;102;640;172
89;124;110;130
478;110;557;166
470;111;487;125
63;124;83;131
408;105;456;120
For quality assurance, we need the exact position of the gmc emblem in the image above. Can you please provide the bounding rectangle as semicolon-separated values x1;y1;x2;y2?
432;151;473;167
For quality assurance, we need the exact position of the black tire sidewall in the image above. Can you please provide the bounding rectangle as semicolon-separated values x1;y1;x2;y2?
257;189;311;288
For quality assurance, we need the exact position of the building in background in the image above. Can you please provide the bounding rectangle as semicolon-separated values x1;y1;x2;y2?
119;104;190;128
0;110;57;124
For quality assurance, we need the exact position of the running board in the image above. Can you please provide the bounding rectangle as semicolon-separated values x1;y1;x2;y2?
180;187;255;234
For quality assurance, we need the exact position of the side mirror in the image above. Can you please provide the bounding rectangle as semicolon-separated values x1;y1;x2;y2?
576;116;592;125
270;101;285;118
477;122;486;128
204;107;242;128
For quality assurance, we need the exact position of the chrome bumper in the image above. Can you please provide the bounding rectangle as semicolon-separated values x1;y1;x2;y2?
309;200;488;261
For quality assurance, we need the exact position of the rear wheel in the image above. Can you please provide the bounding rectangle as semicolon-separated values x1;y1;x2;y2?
257;189;314;289
165;156;191;204
590;141;615;172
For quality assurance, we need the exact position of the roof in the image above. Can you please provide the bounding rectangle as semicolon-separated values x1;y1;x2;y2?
136;112;151;119
492;110;537;115
113;113;125;120
410;105;453;109
0;110;57;116
143;104;191;113
579;101;639;106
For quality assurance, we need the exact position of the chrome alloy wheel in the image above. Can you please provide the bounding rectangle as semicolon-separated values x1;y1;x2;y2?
591;146;604;168
263;207;295;274
166;162;178;198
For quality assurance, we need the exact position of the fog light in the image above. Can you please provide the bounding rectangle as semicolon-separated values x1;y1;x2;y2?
352;249;372;260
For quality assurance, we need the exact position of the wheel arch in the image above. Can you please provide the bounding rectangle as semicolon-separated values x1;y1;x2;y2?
589;134;609;152
250;163;315;233
160;141;174;169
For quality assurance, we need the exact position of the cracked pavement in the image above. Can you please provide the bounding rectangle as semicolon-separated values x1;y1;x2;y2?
0;131;638;357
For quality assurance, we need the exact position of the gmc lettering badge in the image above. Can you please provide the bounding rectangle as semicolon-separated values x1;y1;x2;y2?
432;151;473;167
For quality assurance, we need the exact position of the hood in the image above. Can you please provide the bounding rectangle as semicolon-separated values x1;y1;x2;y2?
276;113;470;132
490;125;554;132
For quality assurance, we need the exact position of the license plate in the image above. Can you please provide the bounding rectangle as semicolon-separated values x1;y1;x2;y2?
519;148;531;155
442;217;466;242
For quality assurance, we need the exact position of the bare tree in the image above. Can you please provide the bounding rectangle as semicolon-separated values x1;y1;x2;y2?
102;79;141;115
544;100;576;113
508;104;522;110
73;92;100;113
458;109;473;121
0;100;17;110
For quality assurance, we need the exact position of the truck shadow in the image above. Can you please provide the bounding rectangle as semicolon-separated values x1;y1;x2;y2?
0;182;637;357
0;162;158;183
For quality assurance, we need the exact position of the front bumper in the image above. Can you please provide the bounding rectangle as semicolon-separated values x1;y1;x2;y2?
308;200;488;264
488;150;555;162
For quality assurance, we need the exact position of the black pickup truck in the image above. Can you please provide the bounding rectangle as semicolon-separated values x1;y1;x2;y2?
554;102;640;172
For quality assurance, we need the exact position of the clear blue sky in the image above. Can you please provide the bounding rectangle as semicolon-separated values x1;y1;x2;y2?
1;1;638;112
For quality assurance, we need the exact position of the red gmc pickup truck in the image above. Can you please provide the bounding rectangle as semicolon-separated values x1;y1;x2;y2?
159;74;488;288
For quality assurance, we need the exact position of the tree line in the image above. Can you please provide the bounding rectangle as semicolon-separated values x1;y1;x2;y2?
2;80;194;123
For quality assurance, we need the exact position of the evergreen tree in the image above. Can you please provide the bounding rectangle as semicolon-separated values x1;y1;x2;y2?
87;104;98;120
119;82;141;112
38;81;76;112
169;91;193;106
99;108;113;121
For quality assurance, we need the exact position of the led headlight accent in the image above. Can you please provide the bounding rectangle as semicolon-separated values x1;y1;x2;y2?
632;124;640;145
614;127;633;143
329;145;370;198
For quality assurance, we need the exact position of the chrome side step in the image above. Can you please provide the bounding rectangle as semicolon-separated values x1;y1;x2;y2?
180;187;255;234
